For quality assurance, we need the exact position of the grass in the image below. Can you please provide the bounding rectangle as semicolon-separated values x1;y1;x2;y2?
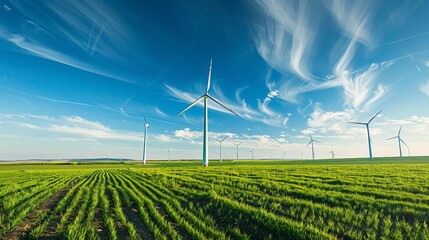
1;157;429;239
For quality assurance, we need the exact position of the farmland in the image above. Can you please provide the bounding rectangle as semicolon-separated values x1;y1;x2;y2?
1;158;429;239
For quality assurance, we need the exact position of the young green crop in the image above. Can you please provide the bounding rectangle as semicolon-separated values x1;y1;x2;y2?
1;160;429;239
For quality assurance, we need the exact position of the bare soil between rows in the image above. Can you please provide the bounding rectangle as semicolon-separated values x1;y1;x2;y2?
2;186;70;240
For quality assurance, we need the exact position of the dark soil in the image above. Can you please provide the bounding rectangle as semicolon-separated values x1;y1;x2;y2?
2;186;70;240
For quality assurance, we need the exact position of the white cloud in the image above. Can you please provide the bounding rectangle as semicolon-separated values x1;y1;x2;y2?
251;0;398;113
174;127;201;140
335;61;393;111
63;116;108;130
5;34;134;83
0;1;139;83
1;114;143;142
154;107;169;118
324;0;375;46
307;108;354;132
6;121;41;130
2;4;11;11
252;1;319;81
153;134;177;143
420;80;429;97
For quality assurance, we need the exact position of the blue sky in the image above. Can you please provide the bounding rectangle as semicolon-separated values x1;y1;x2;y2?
1;0;429;160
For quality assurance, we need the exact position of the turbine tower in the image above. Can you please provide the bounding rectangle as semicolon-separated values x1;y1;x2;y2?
348;110;382;160
215;136;229;163
142;116;149;165
306;134;321;160
250;149;254;160
178;59;239;167
386;125;409;157
233;142;242;160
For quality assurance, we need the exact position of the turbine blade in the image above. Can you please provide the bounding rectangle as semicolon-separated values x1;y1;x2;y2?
348;122;367;125
400;138;409;148
385;136;397;140
178;95;205;116
306;141;312;147
221;136;229;142
398;125;402;136
368;109;383;124
313;140;321;143
207;94;239;116
206;58;212;93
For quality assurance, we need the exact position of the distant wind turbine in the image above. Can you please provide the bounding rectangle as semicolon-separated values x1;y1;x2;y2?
168;148;171;161
329;149;335;159
215;136;229;163
142;116;149;165
348;110;382;160
250;149;254;160
306;134;321;160
178;59;239;167
233;142;242;161
386;125;410;157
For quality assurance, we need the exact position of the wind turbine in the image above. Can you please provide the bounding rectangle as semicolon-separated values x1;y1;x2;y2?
348;110;382;160
306;135;321;160
249;149;254;160
329;149;335;159
233;142;242;161
178;59;239;167
168;148;171;161
215;136;229;163
142;116;149;165
386;125;409;157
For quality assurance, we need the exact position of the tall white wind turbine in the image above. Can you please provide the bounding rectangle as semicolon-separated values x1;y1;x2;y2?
386;125;409;157
348;110;382;160
329;149;335;159
306;134;321;160
142;116;149;165
178;59;239;167
215;136;229;163
249;149;254;160
233;142;242;161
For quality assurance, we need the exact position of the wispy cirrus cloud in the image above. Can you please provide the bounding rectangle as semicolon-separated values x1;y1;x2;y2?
165;82;289;128
324;0;376;46
0;0;140;83
252;0;417;112
252;0;320;81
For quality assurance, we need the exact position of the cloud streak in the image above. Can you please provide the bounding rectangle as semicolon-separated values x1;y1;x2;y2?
252;0;418;113
0;0;139;83
253;0;320;81
165;82;289;128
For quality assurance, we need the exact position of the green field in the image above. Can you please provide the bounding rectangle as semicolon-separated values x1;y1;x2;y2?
1;158;429;239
